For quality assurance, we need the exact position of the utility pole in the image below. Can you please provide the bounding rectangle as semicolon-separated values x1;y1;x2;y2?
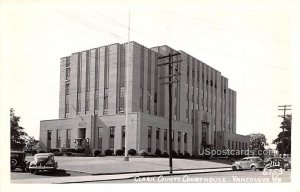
278;105;292;156
157;52;182;174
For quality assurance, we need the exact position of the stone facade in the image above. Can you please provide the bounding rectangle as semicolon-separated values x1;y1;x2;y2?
40;41;249;156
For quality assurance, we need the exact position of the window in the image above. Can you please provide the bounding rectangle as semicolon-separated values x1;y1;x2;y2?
86;52;90;92
56;130;61;148
119;87;125;112
178;131;181;153
156;128;160;149
65;83;70;95
95;93;99;110
109;126;115;149
156;128;160;139
147;92;151;111
47;130;52;140
183;132;187;151
148;126;152;152
228;140;231;149
85;94;90;111
104;96;108;109
202;123;208;144
65;96;69;114
104;89;108;109
140;88;143;111
98;127;103;149
122;126;125;150
66;57;70;67
183;132;187;143
77;93;81;112
163;129;167;151
66;129;71;148
66;67;70;80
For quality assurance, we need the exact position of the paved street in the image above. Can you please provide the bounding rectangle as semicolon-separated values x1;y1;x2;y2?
11;169;89;180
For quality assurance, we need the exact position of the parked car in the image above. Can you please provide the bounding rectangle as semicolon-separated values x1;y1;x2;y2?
232;157;264;171
11;151;29;172
29;153;58;175
264;157;289;171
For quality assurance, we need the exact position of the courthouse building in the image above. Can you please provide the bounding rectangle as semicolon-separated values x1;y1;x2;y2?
39;41;249;156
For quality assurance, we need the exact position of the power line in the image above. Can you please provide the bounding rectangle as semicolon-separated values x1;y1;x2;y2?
56;11;124;41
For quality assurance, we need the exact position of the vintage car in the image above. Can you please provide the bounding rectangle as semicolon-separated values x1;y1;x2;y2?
264;157;289;171
29;153;58;174
11;151;29;172
232;157;264;171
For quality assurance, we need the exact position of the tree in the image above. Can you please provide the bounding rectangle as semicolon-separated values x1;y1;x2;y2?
248;133;268;157
24;136;39;152
10;108;28;150
273;114;291;155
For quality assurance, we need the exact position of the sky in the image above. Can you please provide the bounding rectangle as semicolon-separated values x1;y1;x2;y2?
1;0;298;150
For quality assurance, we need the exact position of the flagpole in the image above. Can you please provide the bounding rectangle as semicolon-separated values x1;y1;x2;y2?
124;10;130;161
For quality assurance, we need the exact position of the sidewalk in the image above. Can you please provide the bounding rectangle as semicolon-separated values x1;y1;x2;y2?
13;167;233;184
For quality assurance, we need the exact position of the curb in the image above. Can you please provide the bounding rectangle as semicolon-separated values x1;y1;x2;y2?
65;166;231;176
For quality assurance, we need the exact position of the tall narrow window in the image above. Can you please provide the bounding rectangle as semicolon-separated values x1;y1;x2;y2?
56;130;61;148
65;96;69;114
109;126;115;149
104;89;108;114
86;51;90;92
119;87;125;112
140;88;143;111
183;132;187;152
122;126;125;150
77;93;81;112
95;92;99;110
148;126;152;153
66;67;70;80
171;130;174;150
66;129;71;148
47;130;52;151
178;131;181;153
65;83;70;95
77;54;82;93
156;128;160;149
163;129;167;152
147;91;151;112
85;93;89;112
98;127;103;150
202;123;208;144
104;47;109;89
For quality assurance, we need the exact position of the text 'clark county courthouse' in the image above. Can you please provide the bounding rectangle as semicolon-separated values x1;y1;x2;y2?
39;41;249;156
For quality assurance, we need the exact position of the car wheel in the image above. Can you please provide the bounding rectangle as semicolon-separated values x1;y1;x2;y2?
251;165;256;171
11;167;16;171
232;166;237;171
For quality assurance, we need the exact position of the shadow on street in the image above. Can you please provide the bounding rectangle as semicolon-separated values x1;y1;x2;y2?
11;169;71;177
